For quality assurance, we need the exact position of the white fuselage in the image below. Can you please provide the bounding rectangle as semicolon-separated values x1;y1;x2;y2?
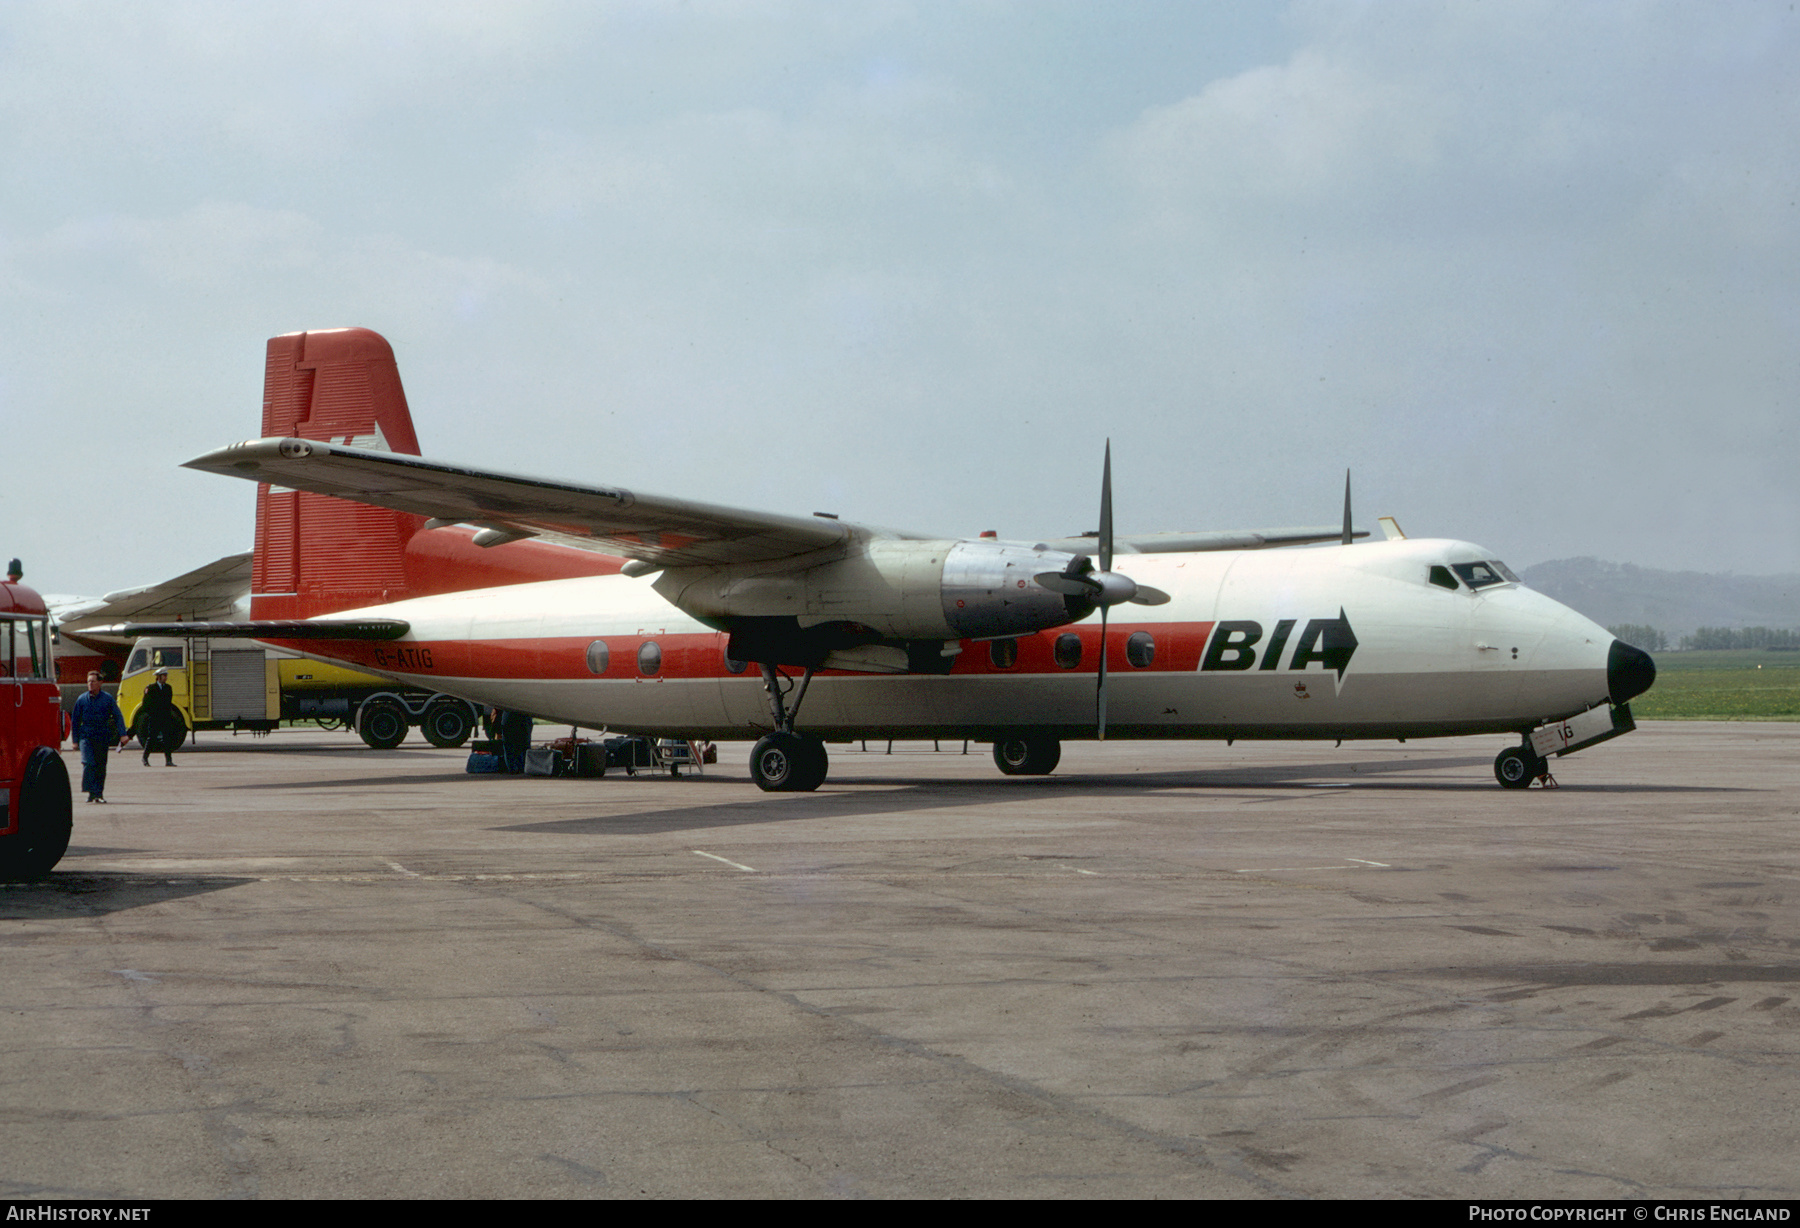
270;538;1616;743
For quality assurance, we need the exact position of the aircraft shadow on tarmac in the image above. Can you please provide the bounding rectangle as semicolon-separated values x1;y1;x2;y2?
499;753;1748;837
217;772;484;791
1400;962;1800;988
0;866;252;918
225;754;1481;798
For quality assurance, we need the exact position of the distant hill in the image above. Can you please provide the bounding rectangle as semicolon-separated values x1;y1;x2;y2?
1520;558;1800;641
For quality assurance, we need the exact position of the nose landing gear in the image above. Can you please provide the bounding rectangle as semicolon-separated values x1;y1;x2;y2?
1494;744;1553;790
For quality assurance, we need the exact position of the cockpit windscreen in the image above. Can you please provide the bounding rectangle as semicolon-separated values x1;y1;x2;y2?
1451;560;1517;590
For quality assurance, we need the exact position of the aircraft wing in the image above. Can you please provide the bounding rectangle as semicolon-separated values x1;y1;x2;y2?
52;551;253;640
185;439;850;568
1036;527;1366;555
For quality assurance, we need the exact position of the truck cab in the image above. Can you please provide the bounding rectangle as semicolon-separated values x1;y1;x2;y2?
0;579;72;878
118;635;278;739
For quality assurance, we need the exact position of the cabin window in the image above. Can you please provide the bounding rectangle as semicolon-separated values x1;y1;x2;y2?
988;638;1018;669
637;640;662;676
126;648;150;676
150;646;184;670
1126;631;1155;668
585;640;610;675
1054;633;1082;670
1450;561;1509;590
1429;565;1459;591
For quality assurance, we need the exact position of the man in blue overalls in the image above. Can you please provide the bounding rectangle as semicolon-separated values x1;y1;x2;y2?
71;671;127;803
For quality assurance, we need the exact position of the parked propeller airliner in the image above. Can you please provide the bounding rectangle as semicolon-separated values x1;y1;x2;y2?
102;327;1654;792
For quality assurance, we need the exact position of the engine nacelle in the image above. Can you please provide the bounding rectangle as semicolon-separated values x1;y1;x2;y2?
656;538;1089;649
938;540;1088;638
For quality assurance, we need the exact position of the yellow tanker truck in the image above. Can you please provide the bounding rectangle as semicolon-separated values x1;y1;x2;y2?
116;635;481;749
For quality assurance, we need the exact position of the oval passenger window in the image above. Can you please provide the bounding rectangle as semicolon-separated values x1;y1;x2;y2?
637;641;662;676
585;640;610;675
1126;631;1155;668
1054;633;1082;670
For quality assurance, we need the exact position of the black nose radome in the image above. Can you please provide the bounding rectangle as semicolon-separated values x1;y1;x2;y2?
1608;639;1656;704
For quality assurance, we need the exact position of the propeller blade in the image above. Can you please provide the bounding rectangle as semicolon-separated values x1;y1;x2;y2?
1099;440;1114;574
1034;570;1100;596
1096;606;1109;740
1341;468;1353;546
1127;585;1171;606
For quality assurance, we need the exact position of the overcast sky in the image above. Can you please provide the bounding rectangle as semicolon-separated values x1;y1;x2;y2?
4;1;1795;597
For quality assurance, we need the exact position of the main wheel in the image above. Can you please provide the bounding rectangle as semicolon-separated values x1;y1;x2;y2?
358;698;410;750
993;736;1061;776
0;748;72;880
750;732;828;793
1494;745;1545;789
420;699;475;749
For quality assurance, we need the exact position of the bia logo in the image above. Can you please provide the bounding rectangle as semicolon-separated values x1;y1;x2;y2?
1200;611;1358;679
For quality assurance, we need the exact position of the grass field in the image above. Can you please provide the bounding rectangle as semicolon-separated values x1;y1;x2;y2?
1631;650;1800;720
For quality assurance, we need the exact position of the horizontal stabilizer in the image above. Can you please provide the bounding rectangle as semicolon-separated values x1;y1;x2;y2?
85;619;412;641
52;552;252;632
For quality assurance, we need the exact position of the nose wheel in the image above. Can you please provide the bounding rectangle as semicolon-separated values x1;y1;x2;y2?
1494;744;1552;789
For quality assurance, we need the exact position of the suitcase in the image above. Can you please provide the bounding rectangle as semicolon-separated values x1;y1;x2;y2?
524;746;563;777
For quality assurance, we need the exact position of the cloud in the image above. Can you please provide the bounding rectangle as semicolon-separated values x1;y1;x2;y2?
1116;48;1445;223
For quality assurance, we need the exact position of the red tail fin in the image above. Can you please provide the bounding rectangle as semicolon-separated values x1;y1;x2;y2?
252;328;618;620
252;329;425;619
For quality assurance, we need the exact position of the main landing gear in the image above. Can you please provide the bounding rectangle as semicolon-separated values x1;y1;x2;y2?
1494;743;1553;790
751;664;828;792
993;737;1061;776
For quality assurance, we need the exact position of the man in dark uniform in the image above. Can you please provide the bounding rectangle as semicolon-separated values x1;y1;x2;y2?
494;707;533;774
71;671;127;803
138;666;180;766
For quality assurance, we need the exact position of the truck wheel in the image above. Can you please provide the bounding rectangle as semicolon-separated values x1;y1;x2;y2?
420;700;474;749
358;698;409;750
0;748;72;881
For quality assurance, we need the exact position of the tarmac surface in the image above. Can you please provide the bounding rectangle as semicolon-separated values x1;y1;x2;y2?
2;722;1796;1199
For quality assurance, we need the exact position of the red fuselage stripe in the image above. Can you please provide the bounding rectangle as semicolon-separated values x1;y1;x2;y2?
265;621;1219;681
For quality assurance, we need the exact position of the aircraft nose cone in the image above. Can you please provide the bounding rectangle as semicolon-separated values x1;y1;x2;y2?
1608;639;1656;703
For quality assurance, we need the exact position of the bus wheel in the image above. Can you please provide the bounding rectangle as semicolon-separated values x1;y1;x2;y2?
420;699;474;749
0;748;72;881
358;698;409;750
